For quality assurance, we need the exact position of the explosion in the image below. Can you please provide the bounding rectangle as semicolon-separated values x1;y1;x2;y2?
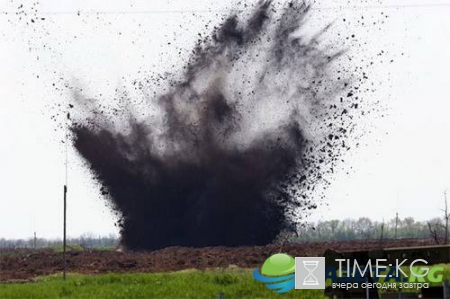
71;1;357;250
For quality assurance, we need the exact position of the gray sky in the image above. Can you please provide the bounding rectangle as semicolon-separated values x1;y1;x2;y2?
0;0;449;239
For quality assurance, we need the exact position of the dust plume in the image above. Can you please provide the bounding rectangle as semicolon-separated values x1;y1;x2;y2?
71;1;358;250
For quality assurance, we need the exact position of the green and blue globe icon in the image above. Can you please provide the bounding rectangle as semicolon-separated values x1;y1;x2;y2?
253;253;295;294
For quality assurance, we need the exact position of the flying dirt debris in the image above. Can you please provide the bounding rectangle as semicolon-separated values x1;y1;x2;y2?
71;1;363;250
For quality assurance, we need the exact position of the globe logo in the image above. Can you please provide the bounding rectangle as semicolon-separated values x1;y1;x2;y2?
253;253;296;294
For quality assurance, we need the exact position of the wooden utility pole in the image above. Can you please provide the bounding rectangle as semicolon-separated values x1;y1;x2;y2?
444;191;448;244
379;220;385;244
63;111;69;280
63;185;67;280
394;212;399;239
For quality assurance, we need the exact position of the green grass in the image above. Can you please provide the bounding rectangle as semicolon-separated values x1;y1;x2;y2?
49;244;115;252
0;269;325;299
49;244;85;253
0;249;36;258
4;264;449;299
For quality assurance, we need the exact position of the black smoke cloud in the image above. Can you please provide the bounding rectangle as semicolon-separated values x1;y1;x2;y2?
71;1;355;250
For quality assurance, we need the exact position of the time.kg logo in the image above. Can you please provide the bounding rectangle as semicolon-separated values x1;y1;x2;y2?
295;257;325;289
253;253;296;294
253;254;326;294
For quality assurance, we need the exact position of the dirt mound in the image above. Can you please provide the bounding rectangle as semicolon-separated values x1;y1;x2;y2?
0;239;435;282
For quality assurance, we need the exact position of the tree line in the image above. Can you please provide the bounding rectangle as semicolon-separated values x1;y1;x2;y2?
295;216;448;242
2;216;450;248
0;233;118;249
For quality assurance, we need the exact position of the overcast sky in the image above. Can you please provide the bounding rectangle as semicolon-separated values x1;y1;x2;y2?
0;0;449;239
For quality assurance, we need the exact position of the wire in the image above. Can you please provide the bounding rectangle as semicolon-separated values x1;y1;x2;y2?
1;2;450;15
317;2;450;10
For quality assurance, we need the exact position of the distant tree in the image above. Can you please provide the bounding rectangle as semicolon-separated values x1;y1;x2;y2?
428;217;445;244
294;216;436;243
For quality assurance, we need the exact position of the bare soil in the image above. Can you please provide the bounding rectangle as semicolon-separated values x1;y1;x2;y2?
0;238;435;282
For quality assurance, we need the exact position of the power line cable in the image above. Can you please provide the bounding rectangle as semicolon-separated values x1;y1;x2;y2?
1;2;450;15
